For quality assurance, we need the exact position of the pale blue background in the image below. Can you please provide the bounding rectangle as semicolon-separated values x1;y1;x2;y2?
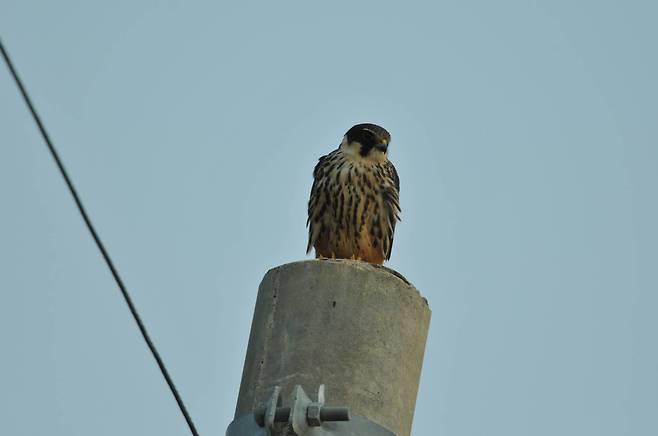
1;1;656;435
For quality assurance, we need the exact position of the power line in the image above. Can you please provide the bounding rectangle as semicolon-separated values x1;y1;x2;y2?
0;38;200;436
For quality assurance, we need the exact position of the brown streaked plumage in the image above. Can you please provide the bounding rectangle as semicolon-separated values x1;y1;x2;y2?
306;123;401;264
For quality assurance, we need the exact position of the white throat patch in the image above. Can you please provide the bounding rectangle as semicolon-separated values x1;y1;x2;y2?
338;136;388;164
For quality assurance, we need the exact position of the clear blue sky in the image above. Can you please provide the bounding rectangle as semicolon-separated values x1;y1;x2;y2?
1;1;656;435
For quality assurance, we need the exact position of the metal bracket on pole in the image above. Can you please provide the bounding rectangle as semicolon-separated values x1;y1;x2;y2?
263;386;282;436
226;385;396;436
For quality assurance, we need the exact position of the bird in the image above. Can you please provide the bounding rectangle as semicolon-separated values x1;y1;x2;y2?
307;123;401;265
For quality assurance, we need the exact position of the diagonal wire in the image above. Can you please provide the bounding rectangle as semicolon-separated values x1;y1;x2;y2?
0;38;199;436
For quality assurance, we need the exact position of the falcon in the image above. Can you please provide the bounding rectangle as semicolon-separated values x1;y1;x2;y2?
307;123;401;264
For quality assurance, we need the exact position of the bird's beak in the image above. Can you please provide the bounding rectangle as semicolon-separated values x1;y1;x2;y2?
375;142;388;152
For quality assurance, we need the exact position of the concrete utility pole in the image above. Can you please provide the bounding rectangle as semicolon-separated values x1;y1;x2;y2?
226;260;430;436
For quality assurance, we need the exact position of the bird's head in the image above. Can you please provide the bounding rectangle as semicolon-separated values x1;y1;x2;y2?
340;123;391;162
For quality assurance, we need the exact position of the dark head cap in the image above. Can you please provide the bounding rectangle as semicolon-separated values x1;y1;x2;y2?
345;123;391;156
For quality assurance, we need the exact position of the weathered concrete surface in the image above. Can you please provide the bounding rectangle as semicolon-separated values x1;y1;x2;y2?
234;260;431;436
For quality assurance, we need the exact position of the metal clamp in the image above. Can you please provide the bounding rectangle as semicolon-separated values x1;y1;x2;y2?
227;384;394;436
254;385;350;433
